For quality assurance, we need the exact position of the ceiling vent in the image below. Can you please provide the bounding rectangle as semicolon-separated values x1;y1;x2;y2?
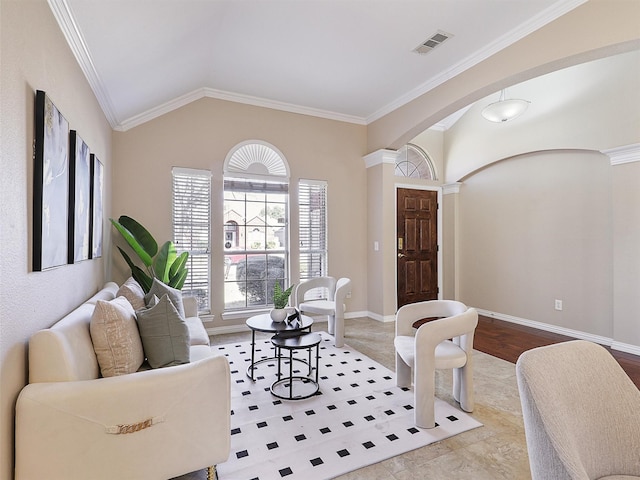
413;30;453;55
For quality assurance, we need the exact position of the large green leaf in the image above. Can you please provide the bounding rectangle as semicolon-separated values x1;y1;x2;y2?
169;251;189;278
110;218;154;267
154;241;177;284
118;216;158;257
170;268;189;290
117;247;152;293
131;266;152;293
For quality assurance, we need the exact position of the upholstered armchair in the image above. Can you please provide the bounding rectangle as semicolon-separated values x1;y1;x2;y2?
394;300;478;429
516;340;640;480
295;276;351;347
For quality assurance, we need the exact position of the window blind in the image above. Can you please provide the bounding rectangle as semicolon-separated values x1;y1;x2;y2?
172;167;211;312
299;179;327;283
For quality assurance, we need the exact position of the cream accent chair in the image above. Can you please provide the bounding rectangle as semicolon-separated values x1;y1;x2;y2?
394;300;478;429
295;277;351;347
516;340;640;480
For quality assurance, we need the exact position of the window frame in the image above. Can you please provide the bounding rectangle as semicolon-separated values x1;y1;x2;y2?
172;166;212;313
298;179;328;285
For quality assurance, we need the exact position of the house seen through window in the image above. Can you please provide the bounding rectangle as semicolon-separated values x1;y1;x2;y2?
223;141;290;310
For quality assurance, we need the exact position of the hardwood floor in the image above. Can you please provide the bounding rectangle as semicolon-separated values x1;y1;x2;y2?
475;315;640;389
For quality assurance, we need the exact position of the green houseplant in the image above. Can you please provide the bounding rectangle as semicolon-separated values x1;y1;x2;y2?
270;282;294;322
110;215;189;293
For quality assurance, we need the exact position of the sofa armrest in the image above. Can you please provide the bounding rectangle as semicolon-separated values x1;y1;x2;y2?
16;355;230;480
183;295;199;318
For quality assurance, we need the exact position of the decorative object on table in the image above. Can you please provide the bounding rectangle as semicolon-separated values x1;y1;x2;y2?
110;215;188;293
270;282;295;322
286;308;301;328
33;90;70;271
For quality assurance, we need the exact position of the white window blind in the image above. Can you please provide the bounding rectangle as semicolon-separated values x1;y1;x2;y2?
172;167;211;312
299;179;327;282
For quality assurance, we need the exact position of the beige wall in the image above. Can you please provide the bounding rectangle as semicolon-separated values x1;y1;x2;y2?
612;161;640;348
0;1;113;477
458;150;616;339
112;98;368;326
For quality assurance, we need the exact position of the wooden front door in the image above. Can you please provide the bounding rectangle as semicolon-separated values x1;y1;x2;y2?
397;188;438;308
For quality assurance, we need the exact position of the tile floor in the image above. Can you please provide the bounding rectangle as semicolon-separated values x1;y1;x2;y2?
176;317;532;480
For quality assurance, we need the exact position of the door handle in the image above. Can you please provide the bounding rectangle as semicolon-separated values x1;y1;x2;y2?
398;253;406;258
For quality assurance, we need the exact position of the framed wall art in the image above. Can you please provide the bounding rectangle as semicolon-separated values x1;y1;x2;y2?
68;130;91;263
33;90;69;271
89;153;104;259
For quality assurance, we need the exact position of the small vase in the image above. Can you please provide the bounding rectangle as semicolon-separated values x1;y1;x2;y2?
270;308;287;323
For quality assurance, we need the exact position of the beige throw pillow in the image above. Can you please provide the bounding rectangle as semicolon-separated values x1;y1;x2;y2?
90;296;144;377
116;276;146;311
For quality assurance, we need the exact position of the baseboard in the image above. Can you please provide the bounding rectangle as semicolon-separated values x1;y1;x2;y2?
363;311;396;323
611;341;640;356
477;308;640;355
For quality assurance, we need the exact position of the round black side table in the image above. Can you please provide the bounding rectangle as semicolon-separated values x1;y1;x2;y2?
270;332;321;400
245;313;313;381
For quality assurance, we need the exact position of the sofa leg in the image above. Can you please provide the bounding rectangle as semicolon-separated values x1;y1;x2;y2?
207;465;216;480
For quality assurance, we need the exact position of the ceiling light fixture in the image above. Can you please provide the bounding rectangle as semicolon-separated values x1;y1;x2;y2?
481;89;530;123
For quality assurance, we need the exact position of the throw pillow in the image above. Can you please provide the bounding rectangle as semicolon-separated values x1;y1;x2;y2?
116;276;146;310
136;294;190;368
90;297;144;377
144;278;185;319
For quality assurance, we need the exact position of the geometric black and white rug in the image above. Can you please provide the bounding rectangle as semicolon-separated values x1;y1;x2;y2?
214;332;482;480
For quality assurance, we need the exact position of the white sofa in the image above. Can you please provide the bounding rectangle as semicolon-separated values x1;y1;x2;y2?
15;282;230;480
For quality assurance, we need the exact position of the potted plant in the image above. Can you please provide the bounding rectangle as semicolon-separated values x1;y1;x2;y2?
270;282;294;322
110;215;189;293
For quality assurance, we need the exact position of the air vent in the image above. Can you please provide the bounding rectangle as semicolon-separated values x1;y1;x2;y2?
413;30;453;55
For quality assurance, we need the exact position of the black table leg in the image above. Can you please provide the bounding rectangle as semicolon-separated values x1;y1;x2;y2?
250;329;256;381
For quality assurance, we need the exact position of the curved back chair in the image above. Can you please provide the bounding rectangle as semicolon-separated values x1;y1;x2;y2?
516;340;640;480
394;300;478;428
295;277;351;347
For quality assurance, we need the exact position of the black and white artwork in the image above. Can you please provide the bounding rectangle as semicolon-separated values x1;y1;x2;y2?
69;130;91;263
90;154;103;259
33;90;69;271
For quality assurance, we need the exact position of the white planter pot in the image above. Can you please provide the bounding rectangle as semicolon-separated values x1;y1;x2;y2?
270;308;287;323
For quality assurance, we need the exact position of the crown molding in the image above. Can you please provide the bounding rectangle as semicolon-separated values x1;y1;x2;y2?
366;0;587;124
602;143;640;166
116;87;367;131
48;0;120;128
51;0;585;132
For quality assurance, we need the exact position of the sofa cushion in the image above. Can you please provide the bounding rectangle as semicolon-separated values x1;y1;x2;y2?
136;294;190;368
184;316;210;346
116;277;146;310
90;297;144;377
145;278;185;319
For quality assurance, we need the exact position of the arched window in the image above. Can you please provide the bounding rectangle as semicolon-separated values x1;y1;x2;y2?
223;141;290;310
395;143;437;180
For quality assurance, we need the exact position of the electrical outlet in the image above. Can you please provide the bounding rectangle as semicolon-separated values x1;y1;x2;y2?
555;299;563;311
346;291;352;299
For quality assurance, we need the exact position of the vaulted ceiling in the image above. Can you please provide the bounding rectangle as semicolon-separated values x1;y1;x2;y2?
53;0;586;131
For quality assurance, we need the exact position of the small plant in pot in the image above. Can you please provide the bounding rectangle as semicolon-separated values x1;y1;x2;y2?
270;282;294;323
